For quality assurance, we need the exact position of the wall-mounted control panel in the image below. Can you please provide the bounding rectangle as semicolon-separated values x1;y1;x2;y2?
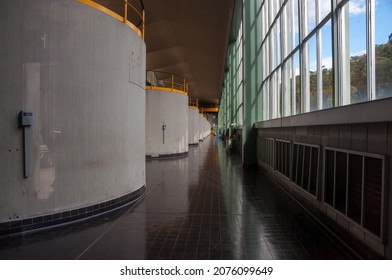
20;111;33;127
19;111;33;178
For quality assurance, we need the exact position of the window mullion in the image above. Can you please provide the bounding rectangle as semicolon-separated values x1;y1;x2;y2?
316;0;323;110
335;0;351;106
361;156;365;226
301;0;310;113
282;7;289;117
290;0;297;115
367;0;376;101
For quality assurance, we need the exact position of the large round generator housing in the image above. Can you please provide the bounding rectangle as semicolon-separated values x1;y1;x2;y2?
0;0;146;235
145;89;189;158
188;107;200;145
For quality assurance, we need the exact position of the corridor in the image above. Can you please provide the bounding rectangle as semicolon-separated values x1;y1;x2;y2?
0;137;357;260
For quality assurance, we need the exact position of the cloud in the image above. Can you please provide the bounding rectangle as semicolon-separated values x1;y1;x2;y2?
309;56;333;72
308;0;317;24
320;1;332;19
310;59;317;71
294;66;300;76
349;0;366;15
299;0;365;33
321;56;333;69
302;0;332;33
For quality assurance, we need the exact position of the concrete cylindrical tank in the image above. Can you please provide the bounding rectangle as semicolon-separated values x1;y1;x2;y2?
146;89;189;158
188;107;200;145
198;113;210;141
0;0;146;235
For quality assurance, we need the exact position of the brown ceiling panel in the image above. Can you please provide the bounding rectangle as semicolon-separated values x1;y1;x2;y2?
144;0;233;104
144;21;180;52
146;47;185;69
154;63;192;79
94;0;234;104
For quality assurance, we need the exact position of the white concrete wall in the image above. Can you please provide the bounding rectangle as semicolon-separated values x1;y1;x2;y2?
188;107;200;145
0;0;146;222
198;114;210;140
204;118;211;138
198;114;204;141
146;90;189;157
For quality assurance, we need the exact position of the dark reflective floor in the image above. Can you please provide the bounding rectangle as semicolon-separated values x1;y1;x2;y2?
0;137;356;259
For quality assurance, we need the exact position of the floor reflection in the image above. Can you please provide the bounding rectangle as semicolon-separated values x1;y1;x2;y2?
0;137;356;259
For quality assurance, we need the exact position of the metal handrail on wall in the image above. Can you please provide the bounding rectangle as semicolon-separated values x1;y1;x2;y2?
78;0;145;39
146;70;189;95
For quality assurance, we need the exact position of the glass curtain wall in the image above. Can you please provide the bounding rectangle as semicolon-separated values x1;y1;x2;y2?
259;0;392;121
375;0;392;99
218;20;244;133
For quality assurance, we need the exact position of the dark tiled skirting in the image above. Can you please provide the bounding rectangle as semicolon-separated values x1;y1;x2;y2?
0;185;146;238
189;143;199;146
146;151;188;160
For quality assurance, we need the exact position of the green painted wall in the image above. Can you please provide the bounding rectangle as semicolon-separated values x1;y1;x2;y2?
218;0;263;164
242;0;263;164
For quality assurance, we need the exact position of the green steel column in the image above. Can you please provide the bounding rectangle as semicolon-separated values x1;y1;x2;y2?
229;43;235;137
242;0;262;165
225;74;229;134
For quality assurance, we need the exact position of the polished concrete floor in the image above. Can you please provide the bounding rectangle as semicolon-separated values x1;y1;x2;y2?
0;137;357;259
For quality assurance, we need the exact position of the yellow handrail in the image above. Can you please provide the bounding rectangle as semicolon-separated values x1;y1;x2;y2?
146;70;189;95
201;107;219;113
125;0;143;20
188;98;198;108
78;0;145;40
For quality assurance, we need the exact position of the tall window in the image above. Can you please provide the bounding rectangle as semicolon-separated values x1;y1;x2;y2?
319;0;331;22
283;60;292;116
375;0;392;99
261;0;333;120
321;20;333;109
293;0;300;48
294;50;301;114
258;0;391;122
308;35;318;111
237;22;244;126
307;0;317;34
342;0;368;104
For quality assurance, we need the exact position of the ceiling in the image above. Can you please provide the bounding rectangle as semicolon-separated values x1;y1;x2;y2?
95;0;234;104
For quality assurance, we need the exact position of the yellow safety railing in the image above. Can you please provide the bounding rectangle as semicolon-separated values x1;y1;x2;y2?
188;98;198;108
200;106;219;113
78;0;145;39
146;70;189;95
188;98;219;112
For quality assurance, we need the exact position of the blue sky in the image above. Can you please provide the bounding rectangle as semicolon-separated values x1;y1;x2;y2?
308;0;392;71
375;0;392;44
346;0;391;55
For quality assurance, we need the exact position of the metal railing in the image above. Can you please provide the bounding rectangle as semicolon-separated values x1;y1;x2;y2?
78;0;145;39
188;98;198;108
200;106;219;113
146;70;189;95
188;99;219;112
